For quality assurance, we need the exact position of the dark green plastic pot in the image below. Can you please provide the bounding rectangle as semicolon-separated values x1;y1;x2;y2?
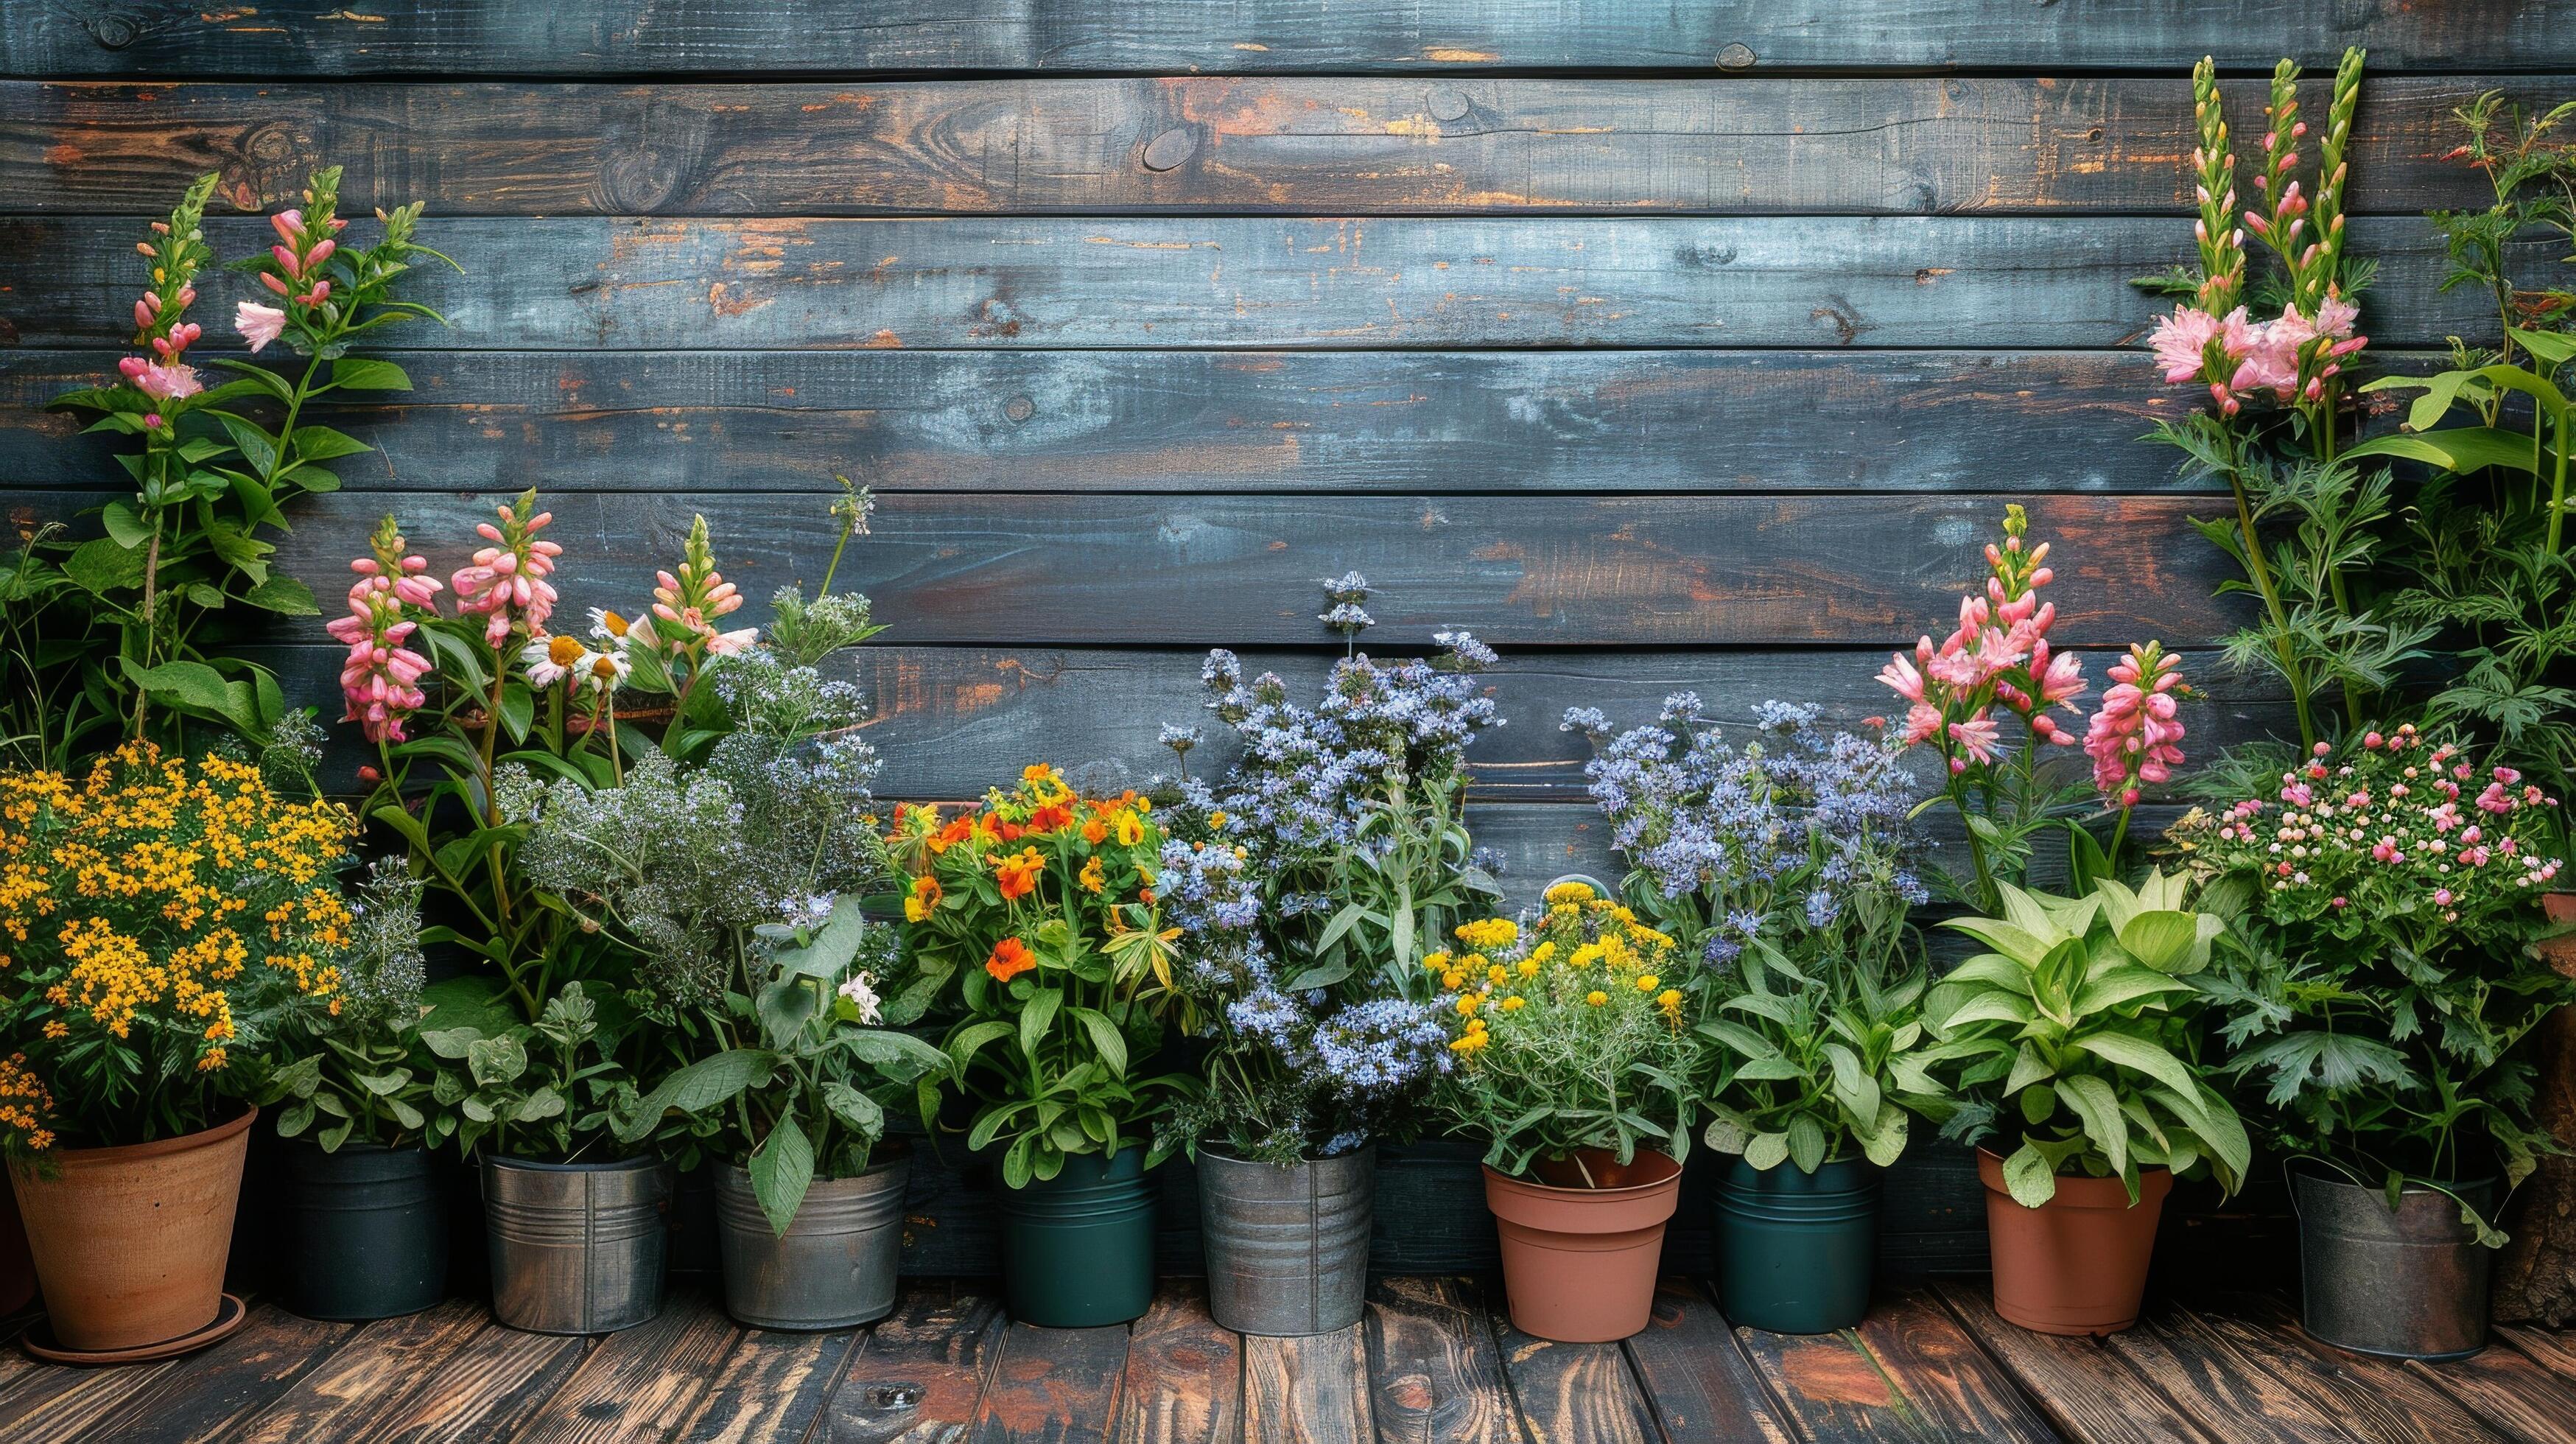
995;1147;1156;1326
1712;1154;1881;1333
274;1140;449;1322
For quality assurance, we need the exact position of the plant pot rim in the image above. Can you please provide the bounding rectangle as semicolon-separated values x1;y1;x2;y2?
487;1152;661;1174
715;1150;910;1189
2284;1156;2497;1196
1200;1138;1372;1166
1484;1148;1682;1198
1973;1145;2172;1180
1722;1151;1880;1179
18;1103;257;1170
281;1136;427;1157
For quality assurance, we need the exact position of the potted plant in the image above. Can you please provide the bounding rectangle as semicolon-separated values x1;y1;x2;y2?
1432;886;1698;1342
253;859;449;1322
1926;869;2250;1336
615;901;947;1330
1157;595;1496;1335
2175;726;2575;1359
888;765;1198;1327
0;744;349;1357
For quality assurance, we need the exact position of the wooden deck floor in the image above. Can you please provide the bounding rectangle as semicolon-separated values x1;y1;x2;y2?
1;1276;2572;1443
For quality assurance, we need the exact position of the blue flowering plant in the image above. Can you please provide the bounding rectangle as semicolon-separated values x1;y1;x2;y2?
1189;574;1506;1002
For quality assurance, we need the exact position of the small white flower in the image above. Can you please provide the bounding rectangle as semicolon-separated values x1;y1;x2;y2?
838;970;882;1025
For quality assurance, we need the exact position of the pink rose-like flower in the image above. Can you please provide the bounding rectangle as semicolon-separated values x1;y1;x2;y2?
118;357;202;401
236;301;287;354
2149;304;2225;384
2084;641;2186;807
1949;713;2000;765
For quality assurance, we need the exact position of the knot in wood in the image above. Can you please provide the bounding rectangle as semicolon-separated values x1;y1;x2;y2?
1716;42;1755;70
1141;127;1198;172
89;13;139;48
1427;87;1471;122
1003;394;1036;424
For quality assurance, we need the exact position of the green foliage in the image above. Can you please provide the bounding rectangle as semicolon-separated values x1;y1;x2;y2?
1699;940;1950;1174
422;981;636;1161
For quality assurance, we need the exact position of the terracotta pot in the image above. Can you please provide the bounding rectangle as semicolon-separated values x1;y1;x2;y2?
1484;1148;1682;1342
9;1107;256;1351
2535;892;2576;974
1977;1148;2170;1336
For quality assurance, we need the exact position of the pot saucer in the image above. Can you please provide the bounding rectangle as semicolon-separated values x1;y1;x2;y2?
22;1294;247;1365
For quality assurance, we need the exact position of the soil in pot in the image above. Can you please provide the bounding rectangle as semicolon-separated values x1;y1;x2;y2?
1484;1147;1682;1343
274;1140;449;1322
2293;1163;2495;1361
996;1146;1157;1328
482;1154;670;1335
1978;1149;2171;1336
1198;1144;1374;1336
715;1150;910;1331
9;1107;256;1352
1713;1154;1881;1334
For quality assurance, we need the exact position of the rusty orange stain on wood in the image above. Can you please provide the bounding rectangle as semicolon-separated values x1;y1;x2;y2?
1780;1340;1893;1406
861;330;902;348
704;281;771;319
1423;47;1500;63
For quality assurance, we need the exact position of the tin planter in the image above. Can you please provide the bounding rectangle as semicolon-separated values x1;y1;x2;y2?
9;1106;256;1352
1198;1145;1374;1336
995;1147;1156;1327
274;1140;448;1322
1978;1149;2170;1336
1483;1148;1682;1343
2293;1163;2496;1361
482;1154;670;1335
715;1152;910;1331
1713;1154;1881;1333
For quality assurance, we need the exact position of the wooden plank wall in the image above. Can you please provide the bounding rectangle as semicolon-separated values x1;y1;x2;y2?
7;2;2572;1272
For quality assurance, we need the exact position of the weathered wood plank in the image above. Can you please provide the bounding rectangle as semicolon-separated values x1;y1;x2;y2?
1364;1276;1516;1444
0;346;2340;498
363;1319;594;1444
1735;1286;2060;1443
512;1287;742;1444
966;1319;1128;1444
2103;1306;2359;1444
1114;1280;1238;1444
4;0;2565;77
0;215;2527;351
66;1304;353;1444
671;1323;865;1444
225;1299;491;1444
1618;1278;1794;1444
1241;1325;1371;1444
1485;1300;1660;1444
2403;1344;2576;1444
817;1283;1003;1444
0;77;2533;218
0;1355;184;1444
1930;1280;2221;1444
29;489;2241;649
2166;1293;2505;1444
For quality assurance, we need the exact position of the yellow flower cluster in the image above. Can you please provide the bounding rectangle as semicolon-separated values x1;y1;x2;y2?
1436;880;1688;1062
0;744;355;1146
0;1054;52;1152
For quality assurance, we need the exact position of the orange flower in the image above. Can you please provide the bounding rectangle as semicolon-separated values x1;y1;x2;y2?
994;847;1046;901
1026;802;1073;835
1081;815;1109;845
928;816;975;855
1078;857;1106;894
985;937;1036;983
905;875;944;923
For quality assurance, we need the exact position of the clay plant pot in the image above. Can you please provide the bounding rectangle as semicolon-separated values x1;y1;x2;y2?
2535;892;2576;972
1977;1148;2172;1336
1483;1148;1682;1342
8;1107;256;1352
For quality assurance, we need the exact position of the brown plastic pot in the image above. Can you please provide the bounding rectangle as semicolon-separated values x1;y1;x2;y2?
1977;1147;2170;1336
1483;1148;1682;1342
2535;891;2576;973
7;1107;255;1351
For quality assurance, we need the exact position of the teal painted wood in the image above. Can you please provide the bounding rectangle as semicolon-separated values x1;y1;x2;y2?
0;215;2538;351
0;74;2543;217
4;0;2569;77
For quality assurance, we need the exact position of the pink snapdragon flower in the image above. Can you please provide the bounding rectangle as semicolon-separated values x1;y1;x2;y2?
2148;304;2226;384
2082;641;2187;808
118;357;202;401
325;515;441;743
639;513;757;662
451;489;562;647
236;301;288;354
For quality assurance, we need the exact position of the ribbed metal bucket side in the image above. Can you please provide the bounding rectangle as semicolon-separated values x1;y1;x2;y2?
2294;1166;2495;1361
482;1156;671;1336
1198;1146;1375;1336
713;1157;910;1331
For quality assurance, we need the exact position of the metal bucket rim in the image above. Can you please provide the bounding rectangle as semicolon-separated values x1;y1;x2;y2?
485;1153;664;1174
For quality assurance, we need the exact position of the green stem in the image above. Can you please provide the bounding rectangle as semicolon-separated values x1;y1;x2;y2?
2228;465;2317;751
2551;407;2569;557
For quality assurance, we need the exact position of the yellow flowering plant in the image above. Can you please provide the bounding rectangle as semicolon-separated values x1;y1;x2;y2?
882;765;1195;1189
1431;881;1701;1180
0;743;353;1153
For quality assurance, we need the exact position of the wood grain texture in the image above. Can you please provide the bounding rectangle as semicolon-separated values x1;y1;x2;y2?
3;345;2375;498
0;76;2536;218
1114;1280;1239;1444
511;1288;743;1444
365;1321;593;1444
1486;1303;1661;1444
2104;1308;2359;1444
222;1300;492;1444
1737;1286;2062;1444
1931;1281;2220;1444
1618;1278;1795;1444
66;1304;354;1444
818;1283;1003;1444
37;488;2243;649
1240;1325;1371;1444
0;215;2531;351
966;1319;1129;1444
4;0;2568;76
2164;1294;2504;1444
0;1353;183;1444
2403;1343;2576;1444
671;1323;866;1444
1364;1276;1515;1444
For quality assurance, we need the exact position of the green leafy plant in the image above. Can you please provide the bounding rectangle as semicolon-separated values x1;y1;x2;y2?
1699;939;1949;1174
253;860;443;1152
1926;871;2252;1207
421;982;634;1161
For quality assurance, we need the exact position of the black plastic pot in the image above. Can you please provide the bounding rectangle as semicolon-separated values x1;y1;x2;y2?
273;1140;449;1322
1712;1154;1881;1333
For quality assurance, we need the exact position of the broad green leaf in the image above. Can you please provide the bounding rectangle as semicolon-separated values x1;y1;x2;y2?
1786;1115;1828;1174
2116;910;2202;972
289;424;376;463
841;1028;951;1082
2068;1030;2198;1098
2002;1141;2059;1208
751;1114;815;1237
64;536;146;595
1019;986;1063;1059
2343;427;2541;476
822;1080;885;1138
1942;916;2052;967
329;357;413;391
2058;1073;2129;1180
242;574;320;615
2071;966;2195;1015
1073;1006;1129;1078
1744;1132;1790;1171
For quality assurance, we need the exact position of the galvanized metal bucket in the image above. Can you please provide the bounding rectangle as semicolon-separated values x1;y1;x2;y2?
714;1153;910;1331
482;1154;671;1335
2292;1163;2495;1361
1198;1145;1375;1336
